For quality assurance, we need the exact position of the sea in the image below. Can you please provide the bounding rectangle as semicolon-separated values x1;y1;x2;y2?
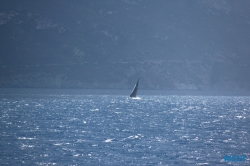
0;89;250;165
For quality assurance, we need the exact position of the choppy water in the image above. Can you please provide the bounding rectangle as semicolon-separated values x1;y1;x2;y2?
0;90;250;165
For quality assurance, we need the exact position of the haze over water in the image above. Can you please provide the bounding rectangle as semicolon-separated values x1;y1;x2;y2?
0;89;249;165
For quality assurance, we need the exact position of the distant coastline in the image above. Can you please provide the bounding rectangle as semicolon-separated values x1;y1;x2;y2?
1;88;250;96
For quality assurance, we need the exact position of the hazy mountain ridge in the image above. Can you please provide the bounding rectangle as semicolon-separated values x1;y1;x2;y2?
1;0;250;90
0;59;246;90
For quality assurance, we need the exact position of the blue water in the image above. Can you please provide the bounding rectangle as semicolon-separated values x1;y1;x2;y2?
0;90;250;165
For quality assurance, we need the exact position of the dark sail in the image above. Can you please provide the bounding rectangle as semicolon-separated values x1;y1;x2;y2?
130;78;139;98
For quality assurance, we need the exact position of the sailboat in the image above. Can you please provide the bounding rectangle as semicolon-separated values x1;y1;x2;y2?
130;78;140;99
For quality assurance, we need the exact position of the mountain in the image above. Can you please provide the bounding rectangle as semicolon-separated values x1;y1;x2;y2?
1;0;250;90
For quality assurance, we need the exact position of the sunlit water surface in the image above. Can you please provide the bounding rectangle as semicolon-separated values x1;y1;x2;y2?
0;91;250;165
